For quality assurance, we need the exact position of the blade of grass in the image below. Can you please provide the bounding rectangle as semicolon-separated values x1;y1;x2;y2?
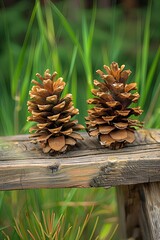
141;1;151;92
82;15;92;90
41;211;49;235
63;226;72;240
0;82;14;135
0;192;4;213
50;2;83;58
138;1;152;108
50;2;96;91
27;230;36;240
144;72;160;126
63;45;78;98
153;109;160;128
145;45;160;98
19;42;36;105
110;0;118;61
17;38;37;132
88;216;99;240
33;212;46;240
36;0;50;59
108;224;118;240
45;3;62;74
60;189;77;214
102;46;110;67
11;1;38;98
75;208;93;240
135;20;142;90
88;3;96;55
68;46;78;81
32;37;44;73
81;4;96;90
139;45;160;109
71;69;78;107
2;3;14;82
14;219;25;240
2;231;10;240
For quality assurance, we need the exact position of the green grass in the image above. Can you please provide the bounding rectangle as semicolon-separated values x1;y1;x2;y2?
0;188;117;240
0;0;160;239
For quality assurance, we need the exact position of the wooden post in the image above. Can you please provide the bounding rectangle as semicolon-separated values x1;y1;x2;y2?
117;182;160;240
139;182;160;240
117;185;142;240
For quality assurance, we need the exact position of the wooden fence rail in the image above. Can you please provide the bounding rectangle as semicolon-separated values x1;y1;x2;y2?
0;129;160;239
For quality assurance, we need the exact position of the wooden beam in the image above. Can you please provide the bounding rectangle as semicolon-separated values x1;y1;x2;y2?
0;129;160;191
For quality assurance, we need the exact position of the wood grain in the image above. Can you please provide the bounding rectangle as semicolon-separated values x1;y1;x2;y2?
117;185;142;240
0;129;160;191
139;182;160;240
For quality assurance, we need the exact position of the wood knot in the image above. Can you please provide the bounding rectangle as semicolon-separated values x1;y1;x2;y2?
48;164;59;173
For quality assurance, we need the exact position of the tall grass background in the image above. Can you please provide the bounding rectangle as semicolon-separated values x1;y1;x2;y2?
0;0;160;239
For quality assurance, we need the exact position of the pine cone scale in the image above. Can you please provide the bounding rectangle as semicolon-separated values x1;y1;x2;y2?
47;113;60;121
57;115;71;123
60;128;73;135
48;136;65;151
125;130;135;143
125;83;137;92
110;129;127;141
48;126;62;134
114;122;128;129
37;104;53;111
37;133;52;141
100;134;115;146
65;138;77;146
46;95;57;103
99;125;115;134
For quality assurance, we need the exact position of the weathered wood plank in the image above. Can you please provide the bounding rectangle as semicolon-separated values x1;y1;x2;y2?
0;129;160;190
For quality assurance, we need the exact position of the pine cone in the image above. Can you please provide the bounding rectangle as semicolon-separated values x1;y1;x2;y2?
85;62;143;149
27;69;84;153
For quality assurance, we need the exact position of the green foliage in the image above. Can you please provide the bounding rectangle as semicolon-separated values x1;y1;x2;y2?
2;210;99;240
0;0;160;239
134;2;160;127
0;188;117;240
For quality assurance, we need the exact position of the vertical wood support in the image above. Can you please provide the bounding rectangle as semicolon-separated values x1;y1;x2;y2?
116;183;160;240
139;182;160;240
117;185;142;240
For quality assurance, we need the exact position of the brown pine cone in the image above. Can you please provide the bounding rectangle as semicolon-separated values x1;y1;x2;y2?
27;69;84;153
85;62;143;149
